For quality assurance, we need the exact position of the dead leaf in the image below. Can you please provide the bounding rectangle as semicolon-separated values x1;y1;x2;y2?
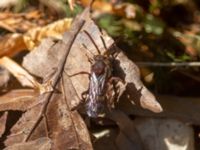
0;33;26;57
0;111;8;138
5;104;43;146
4;137;52;150
23;18;72;50
0;18;72;57
0;57;39;88
108;110;143;150
80;0;142;19
4;5;161;149
0;57;52;94
81;0;112;14
115;50;163;113
22;7;162;113
5;9;93;149
0;10;53;33
5;84;92;149
0;90;38;111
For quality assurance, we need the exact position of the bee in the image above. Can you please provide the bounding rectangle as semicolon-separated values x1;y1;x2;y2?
71;30;123;118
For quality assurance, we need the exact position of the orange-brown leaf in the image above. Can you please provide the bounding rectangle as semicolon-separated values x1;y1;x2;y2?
0;90;38;111
4;137;52;150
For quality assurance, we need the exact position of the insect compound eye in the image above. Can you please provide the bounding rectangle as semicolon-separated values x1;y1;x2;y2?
92;61;106;75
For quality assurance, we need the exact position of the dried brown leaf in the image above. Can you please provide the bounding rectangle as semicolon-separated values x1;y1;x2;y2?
5;104;43;145
5;10;93;149
80;0;113;13
0;57;53;94
0;18;72;57
0;111;8;138
0;90;38;111
81;0;142;19
22;7;162;113
0;33;26;57
5;85;92;149
116;51;163;113
0;57;39;88
23;18;72;50
4;137;52;150
0;11;53;33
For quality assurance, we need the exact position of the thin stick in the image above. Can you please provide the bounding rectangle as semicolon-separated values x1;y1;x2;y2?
136;62;200;67
24;20;85;142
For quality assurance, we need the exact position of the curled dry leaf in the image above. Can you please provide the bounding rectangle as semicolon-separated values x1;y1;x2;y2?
115;51;163;113
0;10;54;33
4;137;52;150
81;0;142;19
0;111;8;138
0;18;72;57
0;90;38;111
81;0;112;14
23;7;162;113
23;18;72;50
0;34;26;57
0;57;53;94
0;57;38;88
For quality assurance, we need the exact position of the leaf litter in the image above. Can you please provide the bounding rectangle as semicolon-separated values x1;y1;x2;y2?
0;3;162;150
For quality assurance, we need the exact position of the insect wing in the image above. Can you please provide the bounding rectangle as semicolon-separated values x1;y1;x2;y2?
86;72;107;117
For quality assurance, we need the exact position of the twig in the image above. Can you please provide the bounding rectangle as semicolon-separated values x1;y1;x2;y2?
178;70;200;82
136;62;200;67
24;19;85;142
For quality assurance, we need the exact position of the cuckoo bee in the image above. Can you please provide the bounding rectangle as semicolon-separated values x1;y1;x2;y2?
73;30;123;118
85;53;113;117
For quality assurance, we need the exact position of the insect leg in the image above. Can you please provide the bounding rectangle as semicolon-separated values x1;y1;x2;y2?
81;90;89;102
67;71;90;77
106;82;115;110
108;76;125;84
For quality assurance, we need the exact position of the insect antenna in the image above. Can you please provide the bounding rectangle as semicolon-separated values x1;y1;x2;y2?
83;30;101;54
100;35;110;56
82;43;95;56
81;43;94;64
